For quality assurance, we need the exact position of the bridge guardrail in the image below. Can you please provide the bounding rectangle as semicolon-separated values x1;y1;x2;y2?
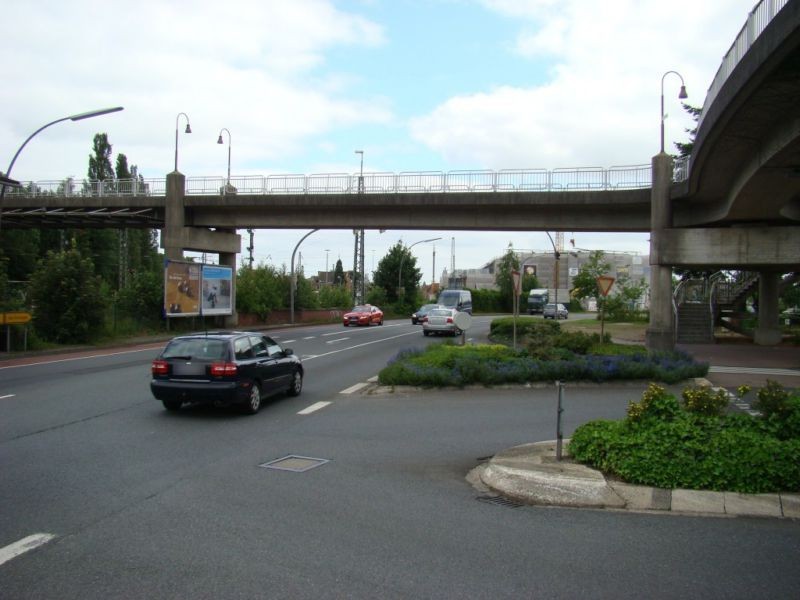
6;164;656;198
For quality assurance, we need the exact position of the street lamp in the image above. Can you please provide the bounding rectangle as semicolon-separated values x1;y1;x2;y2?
325;249;330;285
398;237;442;295
545;232;561;308
290;229;319;324
217;128;232;191
174;112;192;172
660;71;688;154
0;106;124;233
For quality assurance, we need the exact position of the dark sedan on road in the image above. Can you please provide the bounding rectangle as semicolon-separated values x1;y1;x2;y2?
411;303;441;325
150;331;303;414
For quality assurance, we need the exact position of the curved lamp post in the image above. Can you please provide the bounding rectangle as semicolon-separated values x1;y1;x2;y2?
660;71;688;154
174;112;192;172
398;237;441;297
0;106;124;233
290;229;319;324
217;127;232;190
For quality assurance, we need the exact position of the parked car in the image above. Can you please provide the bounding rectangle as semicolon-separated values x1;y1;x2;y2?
150;331;303;414
543;303;569;320
423;307;463;336
411;303;441;325
343;304;384;326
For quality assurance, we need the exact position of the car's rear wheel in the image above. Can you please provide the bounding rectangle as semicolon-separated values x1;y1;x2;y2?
242;382;262;414
162;398;182;411
287;369;303;396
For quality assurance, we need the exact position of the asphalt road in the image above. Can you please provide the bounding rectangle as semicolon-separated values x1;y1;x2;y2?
1;318;799;598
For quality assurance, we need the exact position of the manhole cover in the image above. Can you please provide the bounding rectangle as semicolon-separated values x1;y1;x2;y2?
259;455;329;472
476;495;524;509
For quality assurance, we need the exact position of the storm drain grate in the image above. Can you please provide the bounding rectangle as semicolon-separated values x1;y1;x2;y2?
476;495;524;509
259;455;330;473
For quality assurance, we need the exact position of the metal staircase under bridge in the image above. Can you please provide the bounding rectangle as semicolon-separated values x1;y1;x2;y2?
673;272;798;343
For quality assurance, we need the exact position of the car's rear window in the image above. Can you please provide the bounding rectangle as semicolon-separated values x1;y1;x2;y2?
429;309;451;316
162;338;228;360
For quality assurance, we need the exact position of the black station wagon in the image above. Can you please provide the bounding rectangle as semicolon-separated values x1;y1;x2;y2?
150;331;303;414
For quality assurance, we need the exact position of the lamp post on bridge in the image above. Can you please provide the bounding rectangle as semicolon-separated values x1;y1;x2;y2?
174;112;192;173
660;71;688;154
0;106;124;235
216;127;232;192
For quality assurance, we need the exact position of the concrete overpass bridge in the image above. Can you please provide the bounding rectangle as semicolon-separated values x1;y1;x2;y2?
1;0;799;348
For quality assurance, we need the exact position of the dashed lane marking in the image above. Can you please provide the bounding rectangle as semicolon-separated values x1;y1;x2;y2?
0;534;57;567
326;337;350;344
340;382;370;395
0;394;15;400
297;401;331;415
303;336;315;340
302;329;420;362
282;339;296;344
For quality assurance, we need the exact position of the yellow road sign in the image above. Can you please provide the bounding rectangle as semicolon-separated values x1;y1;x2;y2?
0;312;32;325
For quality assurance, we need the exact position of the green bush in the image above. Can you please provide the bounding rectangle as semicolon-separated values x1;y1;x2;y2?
570;383;800;493
681;385;729;416
754;379;791;418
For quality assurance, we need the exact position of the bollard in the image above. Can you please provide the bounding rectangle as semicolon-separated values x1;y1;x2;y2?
556;381;565;461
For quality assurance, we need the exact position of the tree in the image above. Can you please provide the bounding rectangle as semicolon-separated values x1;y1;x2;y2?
372;242;422;304
236;263;284;320
494;246;520;312
571;251;612;302
333;259;345;286
88;133;114;182
29;246;106;343
674;103;702;158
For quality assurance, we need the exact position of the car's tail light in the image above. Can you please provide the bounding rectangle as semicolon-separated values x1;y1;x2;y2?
422;316;428;323
446;317;453;323
151;359;170;376
210;362;238;377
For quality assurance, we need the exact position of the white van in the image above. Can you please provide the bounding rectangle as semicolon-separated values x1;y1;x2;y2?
436;289;472;314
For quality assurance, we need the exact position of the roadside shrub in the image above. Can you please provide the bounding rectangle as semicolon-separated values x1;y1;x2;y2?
754;379;791;417
553;330;596;355
681;385;729;416
570;384;800;493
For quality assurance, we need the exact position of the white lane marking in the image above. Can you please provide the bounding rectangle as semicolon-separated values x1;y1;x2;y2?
282;339;296;344
303;336;315;340
340;382;370;395
0;534;57;567
0;346;163;371
326;337;350;344
298;401;331;415
0;394;15;400
302;329;421;362
322;331;347;337
709;366;800;376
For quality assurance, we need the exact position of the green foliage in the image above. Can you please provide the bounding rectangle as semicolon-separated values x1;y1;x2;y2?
754;381;800;440
754;379;791;417
626;383;681;421
571;387;800;493
681;385;729;416
236;263;284;319
674;103;702;158
372;241;422;303
571;251;611;302
320;284;353;309
470;288;506;313
333;259;345;286
116;269;163;322
494;246;520;312
88;133;114;181
29;247;107;343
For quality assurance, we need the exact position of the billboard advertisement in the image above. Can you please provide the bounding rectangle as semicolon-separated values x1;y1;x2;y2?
201;265;233;316
163;261;234;317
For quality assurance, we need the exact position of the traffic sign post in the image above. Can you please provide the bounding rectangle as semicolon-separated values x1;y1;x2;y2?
1;312;32;353
511;270;520;350
596;276;615;340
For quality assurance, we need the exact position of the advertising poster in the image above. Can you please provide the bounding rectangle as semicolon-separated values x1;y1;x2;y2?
164;260;201;316
201;265;233;316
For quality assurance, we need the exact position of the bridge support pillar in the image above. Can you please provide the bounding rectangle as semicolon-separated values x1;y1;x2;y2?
754;271;782;345
163;171;185;261
218;229;238;328
646;153;675;351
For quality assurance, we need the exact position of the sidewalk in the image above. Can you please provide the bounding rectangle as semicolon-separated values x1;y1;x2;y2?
471;440;800;519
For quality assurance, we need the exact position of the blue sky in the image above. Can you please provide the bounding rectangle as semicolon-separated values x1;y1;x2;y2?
0;0;757;283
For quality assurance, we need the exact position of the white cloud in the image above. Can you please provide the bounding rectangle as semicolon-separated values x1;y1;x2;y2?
411;0;756;169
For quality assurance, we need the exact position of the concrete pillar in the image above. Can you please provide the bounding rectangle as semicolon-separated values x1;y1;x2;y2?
162;172;185;261
219;234;239;328
646;153;675;351
754;271;782;345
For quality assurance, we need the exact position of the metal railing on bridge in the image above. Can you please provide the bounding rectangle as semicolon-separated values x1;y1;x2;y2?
7;164;653;198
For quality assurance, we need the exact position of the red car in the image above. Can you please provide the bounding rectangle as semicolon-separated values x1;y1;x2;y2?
343;304;384;326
